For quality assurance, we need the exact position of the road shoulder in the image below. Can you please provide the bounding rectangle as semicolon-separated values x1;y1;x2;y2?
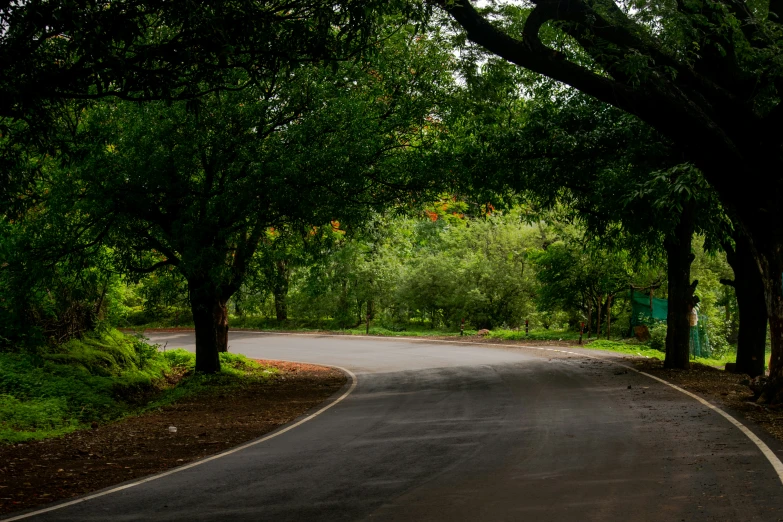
0;360;346;517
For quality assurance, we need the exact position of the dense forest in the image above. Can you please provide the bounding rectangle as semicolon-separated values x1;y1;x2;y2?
1;0;781;387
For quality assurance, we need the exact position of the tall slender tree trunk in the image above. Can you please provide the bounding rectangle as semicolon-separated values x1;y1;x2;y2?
596;294;603;340
664;202;696;370
586;298;592;339
190;281;228;373
606;294;613;339
234;292;243;317
725;232;767;377
273;260;289;322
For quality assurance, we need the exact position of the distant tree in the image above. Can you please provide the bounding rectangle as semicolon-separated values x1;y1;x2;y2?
531;234;638;339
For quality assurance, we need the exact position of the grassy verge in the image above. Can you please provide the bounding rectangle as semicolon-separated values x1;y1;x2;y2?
486;329;582;341
0;329;276;444
576;339;739;369
336;325;477;337
120;315;477;337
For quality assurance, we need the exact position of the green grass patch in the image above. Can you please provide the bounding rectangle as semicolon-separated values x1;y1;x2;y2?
486;329;582;341
581;339;666;360
337;325;476;337
0;330;276;444
579;339;740;369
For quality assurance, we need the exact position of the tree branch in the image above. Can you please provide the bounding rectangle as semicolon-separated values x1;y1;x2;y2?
126;259;177;274
438;0;641;111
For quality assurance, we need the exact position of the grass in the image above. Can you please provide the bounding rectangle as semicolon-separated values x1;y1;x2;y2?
577;339;741;369
0;329;276;444
337;325;478;337
579;339;667;360
486;329;582;341
481;329;741;369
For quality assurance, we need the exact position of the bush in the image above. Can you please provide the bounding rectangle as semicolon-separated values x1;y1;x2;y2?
648;322;667;351
0;329;176;443
705;317;733;359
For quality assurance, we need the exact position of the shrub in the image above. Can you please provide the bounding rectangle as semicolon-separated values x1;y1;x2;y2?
648;322;667;351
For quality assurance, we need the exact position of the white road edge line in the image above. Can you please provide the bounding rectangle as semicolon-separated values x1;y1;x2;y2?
242;330;783;486
2;363;358;522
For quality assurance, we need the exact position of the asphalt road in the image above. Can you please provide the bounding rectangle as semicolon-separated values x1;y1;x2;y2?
19;332;783;521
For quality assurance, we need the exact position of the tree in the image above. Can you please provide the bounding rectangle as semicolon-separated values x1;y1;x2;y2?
0;0;425;120
438;0;783;388
32;29;453;372
0;1;428;229
247;223;344;322
448;64;730;367
722;231;768;377
531;233;639;339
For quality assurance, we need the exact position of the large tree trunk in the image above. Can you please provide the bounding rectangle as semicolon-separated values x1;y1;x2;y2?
725;232;768;377
765;264;783;378
190;282;229;373
752;235;783;387
664;203;696;370
272;260;289;322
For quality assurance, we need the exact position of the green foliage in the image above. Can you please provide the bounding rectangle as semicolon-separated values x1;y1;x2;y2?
281;208;542;330
583;340;666;361
2;21;457;372
0;330;165;442
1;1;430;126
0;330;275;443
118;207;743;357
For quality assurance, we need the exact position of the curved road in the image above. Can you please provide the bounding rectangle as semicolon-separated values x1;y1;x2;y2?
14;332;783;521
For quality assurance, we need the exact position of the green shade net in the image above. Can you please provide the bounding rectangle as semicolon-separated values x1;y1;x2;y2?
691;310;711;358
629;291;710;358
630;293;668;326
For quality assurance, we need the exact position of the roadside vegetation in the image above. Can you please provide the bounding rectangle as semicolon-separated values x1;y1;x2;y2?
111;208;751;372
0;329;276;444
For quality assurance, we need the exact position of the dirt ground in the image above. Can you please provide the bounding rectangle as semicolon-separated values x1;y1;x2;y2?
631;358;783;442
0;361;346;516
